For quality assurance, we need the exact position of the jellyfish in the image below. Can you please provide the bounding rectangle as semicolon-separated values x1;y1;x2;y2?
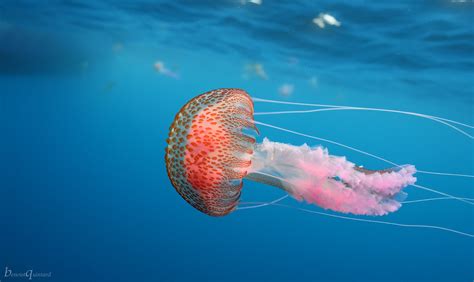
278;83;294;97
244;63;268;80
165;88;474;237
154;60;179;79
312;13;341;29
165;88;420;217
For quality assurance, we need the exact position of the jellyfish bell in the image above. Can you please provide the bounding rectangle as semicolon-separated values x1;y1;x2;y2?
165;88;417;217
165;89;257;216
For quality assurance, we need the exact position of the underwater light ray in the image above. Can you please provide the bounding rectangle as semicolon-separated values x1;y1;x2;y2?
254;120;474;206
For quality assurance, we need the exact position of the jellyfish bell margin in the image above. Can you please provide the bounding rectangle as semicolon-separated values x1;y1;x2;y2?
165;88;417;217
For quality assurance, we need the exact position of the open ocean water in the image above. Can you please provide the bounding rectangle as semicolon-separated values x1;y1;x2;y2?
1;1;473;281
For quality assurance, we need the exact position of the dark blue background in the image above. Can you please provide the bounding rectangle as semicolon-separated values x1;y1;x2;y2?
1;1;473;281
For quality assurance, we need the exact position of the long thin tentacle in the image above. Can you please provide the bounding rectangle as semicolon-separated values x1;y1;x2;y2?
253;97;474;130
402;197;474;204
237;195;289;210
239;195;474;207
254;107;473;139
237;201;474;238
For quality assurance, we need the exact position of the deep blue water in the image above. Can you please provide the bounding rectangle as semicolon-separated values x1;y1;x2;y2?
1;1;473;281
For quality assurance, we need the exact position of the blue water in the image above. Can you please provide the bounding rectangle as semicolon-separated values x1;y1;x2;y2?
1;1;473;281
